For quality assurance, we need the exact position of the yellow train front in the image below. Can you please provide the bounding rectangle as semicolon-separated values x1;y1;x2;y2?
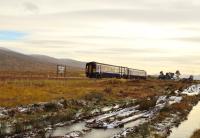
86;62;147;79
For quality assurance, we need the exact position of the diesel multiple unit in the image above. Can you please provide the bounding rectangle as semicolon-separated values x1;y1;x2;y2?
86;62;147;79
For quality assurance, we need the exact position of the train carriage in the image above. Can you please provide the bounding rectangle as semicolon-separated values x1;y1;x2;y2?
127;68;147;79
86;62;147;79
86;62;121;78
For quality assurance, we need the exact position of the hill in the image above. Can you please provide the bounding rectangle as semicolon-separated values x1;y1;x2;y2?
0;48;85;72
30;55;85;68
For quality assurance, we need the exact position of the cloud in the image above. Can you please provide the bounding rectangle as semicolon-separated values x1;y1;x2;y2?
61;8;200;23
138;55;200;64
0;0;200;74
76;48;166;55
26;40;80;45
171;37;200;42
23;2;39;14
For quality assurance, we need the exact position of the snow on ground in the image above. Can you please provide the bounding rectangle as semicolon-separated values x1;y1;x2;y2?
156;96;167;105
101;106;113;112
111;119;148;138
106;112;146;129
86;94;184;131
182;84;200;96
0;107;9;119
108;95;186;138
168;96;182;105
87;106;139;123
0;113;8;119
64;131;83;138
3;84;200;138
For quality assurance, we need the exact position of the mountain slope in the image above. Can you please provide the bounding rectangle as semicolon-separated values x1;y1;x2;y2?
30;55;86;68
0;48;85;72
0;48;55;72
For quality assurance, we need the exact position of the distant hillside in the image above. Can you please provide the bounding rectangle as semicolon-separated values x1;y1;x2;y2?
0;48;85;72
30;55;85;68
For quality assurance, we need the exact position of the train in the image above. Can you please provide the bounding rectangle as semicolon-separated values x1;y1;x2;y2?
86;61;147;79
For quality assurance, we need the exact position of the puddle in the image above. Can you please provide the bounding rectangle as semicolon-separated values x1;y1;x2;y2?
50;122;122;138
49;119;146;138
49;96;179;138
124;118;146;128
169;102;200;138
83;128;121;138
51;122;86;136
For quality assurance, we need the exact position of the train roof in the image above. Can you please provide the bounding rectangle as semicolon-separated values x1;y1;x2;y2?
86;61;147;73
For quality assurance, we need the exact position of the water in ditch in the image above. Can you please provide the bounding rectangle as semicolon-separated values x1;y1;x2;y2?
49;119;146;138
169;101;200;138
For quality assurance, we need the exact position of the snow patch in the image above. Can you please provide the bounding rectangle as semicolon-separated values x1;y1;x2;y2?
182;84;200;96
64;131;83;138
168;96;182;105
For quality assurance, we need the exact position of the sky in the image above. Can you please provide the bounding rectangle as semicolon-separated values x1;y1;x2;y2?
0;0;200;75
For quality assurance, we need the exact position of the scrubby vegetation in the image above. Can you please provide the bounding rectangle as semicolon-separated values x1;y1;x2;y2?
191;129;200;138
137;97;157;110
0;76;199;137
0;78;192;107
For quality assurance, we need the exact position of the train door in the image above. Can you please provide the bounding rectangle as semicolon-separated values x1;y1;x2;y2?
121;67;127;78
127;68;130;79
122;67;125;78
120;67;123;78
97;64;101;73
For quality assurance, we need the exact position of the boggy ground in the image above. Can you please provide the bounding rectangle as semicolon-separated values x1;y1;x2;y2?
0;78;199;138
0;78;193;107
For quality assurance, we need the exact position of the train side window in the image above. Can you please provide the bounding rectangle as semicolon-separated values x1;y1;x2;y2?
93;65;96;72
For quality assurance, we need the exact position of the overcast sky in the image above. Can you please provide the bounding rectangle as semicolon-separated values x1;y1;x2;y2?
0;0;200;75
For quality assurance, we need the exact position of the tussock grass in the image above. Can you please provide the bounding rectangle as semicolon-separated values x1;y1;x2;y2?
191;129;200;138
137;97;157;110
0;78;189;107
0;79;101;107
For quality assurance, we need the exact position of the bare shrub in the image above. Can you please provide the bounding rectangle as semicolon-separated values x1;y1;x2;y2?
104;87;112;94
191;129;200;138
46;109;77;125
84;92;105;102
44;103;58;112
0;122;6;136
106;79;124;85
15;122;25;134
138;97;157;110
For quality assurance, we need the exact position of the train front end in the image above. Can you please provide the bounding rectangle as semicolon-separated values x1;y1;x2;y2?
85;62;97;78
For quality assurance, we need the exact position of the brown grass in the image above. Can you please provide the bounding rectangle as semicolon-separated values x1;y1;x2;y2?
0;69;84;79
0;79;99;107
0;77;190;107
